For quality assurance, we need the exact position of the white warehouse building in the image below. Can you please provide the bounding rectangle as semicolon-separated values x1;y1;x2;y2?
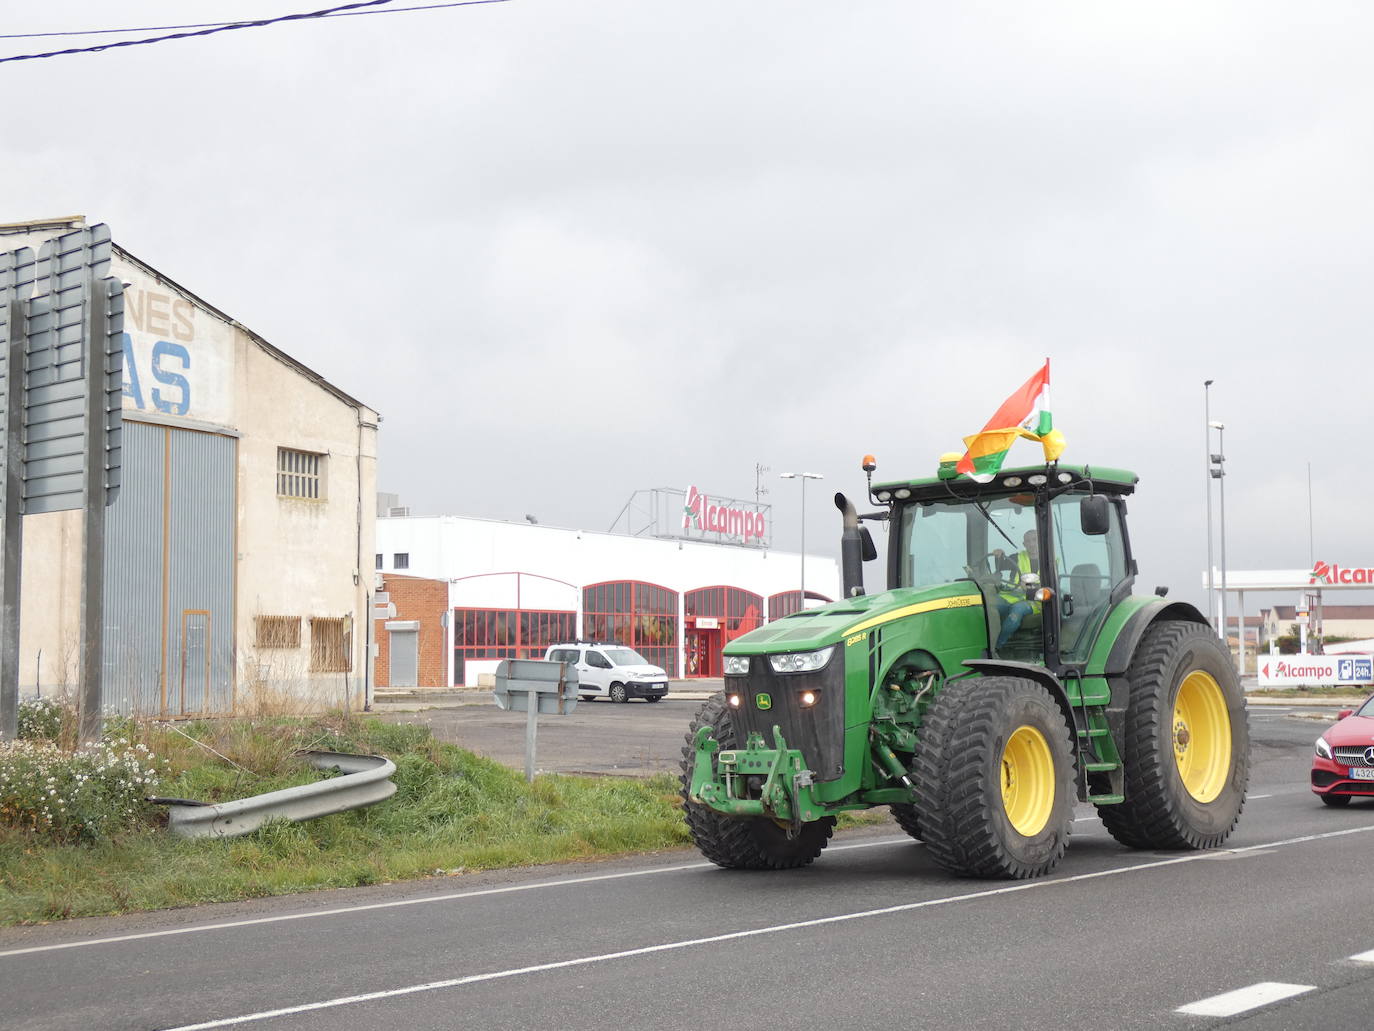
375;511;840;686
3;217;378;717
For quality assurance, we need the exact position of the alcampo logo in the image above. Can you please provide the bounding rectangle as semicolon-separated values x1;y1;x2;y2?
682;485;766;543
1310;560;1374;585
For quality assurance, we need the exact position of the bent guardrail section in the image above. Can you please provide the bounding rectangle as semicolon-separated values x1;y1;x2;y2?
153;750;397;839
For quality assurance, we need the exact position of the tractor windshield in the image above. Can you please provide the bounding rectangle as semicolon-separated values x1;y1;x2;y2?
896;495;1038;590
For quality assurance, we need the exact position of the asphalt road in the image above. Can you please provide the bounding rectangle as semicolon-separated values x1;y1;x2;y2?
3;704;1373;1031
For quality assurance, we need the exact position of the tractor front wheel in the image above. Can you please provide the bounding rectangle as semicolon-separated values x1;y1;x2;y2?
679;694;835;870
889;803;922;841
1099;620;1249;850
913;676;1074;879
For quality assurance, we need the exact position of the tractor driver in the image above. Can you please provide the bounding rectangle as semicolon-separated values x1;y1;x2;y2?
992;529;1041;650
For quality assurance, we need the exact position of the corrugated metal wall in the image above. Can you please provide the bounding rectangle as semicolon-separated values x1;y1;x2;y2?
103;421;236;716
103;421;165;715
167;430;235;715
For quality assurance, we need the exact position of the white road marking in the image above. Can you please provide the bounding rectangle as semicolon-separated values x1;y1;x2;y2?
1176;982;1314;1017
0;790;1300;960
1349;949;1374;963
157;825;1374;1031
0;836;912;959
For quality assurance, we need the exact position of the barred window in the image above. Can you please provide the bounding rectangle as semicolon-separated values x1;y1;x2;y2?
310;616;353;672
255;615;301;649
394;553;409;570
278;447;325;500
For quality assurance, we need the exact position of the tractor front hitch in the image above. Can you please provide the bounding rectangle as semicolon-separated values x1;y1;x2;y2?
689;724;824;828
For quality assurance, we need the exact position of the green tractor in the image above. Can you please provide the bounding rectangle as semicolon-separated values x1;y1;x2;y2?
681;458;1248;879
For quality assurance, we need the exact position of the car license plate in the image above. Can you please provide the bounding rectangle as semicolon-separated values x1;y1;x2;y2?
1352;767;1374;781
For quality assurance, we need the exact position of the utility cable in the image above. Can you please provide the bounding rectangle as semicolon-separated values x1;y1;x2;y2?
0;0;509;65
0;1;510;41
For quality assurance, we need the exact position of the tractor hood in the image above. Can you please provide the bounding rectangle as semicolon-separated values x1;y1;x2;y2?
726;582;984;655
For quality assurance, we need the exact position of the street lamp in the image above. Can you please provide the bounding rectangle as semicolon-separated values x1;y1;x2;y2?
779;472;823;612
1209;421;1227;650
1204;380;1215;631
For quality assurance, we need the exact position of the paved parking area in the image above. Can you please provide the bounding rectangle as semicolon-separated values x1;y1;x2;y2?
379;692;718;778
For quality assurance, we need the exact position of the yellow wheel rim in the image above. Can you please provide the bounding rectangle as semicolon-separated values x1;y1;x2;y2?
1173;671;1232;803
1001;725;1055;836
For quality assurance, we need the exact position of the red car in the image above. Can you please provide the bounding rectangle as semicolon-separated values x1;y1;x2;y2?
1312;693;1374;806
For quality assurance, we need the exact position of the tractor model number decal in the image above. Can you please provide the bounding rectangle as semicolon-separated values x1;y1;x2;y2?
843;594;983;638
846;632;869;648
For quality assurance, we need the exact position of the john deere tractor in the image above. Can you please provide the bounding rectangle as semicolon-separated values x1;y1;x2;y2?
681;458;1248;879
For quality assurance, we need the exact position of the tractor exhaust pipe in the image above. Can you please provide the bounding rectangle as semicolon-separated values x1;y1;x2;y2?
835;492;866;599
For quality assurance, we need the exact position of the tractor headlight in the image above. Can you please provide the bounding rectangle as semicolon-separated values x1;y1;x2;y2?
799;689;821;707
727;692;743;709
724;655;751;675
769;646;834;674
1316;736;1333;760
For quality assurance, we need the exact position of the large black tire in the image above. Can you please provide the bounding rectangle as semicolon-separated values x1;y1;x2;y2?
913;676;1075;879
1099;620;1249;850
890;803;922;841
1320;793;1352;808
679;694;835;869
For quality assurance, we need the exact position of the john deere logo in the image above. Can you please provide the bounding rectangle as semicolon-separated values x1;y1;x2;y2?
755;693;772;711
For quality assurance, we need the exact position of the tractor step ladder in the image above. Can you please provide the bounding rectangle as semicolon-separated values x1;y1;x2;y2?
1074;702;1124;805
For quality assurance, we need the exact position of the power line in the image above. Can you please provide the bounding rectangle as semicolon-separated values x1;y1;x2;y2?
0;1;511;41
0;0;510;65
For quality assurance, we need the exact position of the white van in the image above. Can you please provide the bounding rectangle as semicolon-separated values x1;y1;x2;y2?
543;643;669;702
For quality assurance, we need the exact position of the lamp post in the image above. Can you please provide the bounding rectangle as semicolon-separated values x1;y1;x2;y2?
1209;421;1227;653
1204;380;1215;632
780;472;823;612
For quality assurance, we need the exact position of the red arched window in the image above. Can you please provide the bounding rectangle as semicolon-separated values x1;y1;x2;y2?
582;581;679;676
768;589;833;621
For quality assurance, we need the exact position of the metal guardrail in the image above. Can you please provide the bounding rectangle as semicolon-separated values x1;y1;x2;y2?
152;750;397;839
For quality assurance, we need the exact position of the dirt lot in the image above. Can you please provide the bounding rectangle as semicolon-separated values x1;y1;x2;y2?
380;694;715;778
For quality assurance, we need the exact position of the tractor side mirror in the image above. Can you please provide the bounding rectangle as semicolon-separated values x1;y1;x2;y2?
860;526;878;562
1080;495;1110;536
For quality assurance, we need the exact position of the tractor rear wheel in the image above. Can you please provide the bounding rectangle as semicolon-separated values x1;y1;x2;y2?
679;694;835;869
913;676;1074;879
1099;620;1248;850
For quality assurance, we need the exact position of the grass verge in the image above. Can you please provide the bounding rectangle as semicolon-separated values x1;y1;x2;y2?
0;713;883;926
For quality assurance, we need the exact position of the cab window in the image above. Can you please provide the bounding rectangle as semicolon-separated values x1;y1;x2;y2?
587;651;613;669
1052;494;1128;663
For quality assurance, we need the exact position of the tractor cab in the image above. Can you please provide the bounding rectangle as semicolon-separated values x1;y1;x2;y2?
874;464;1138;669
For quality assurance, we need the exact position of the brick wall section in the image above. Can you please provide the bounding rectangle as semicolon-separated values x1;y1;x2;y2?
374;574;449;688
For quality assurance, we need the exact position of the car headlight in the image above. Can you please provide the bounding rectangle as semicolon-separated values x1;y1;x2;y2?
724;655;751;675
1316;736;1333;760
768;646;834;674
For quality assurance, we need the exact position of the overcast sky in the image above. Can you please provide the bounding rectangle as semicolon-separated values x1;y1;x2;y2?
6;1;1374;620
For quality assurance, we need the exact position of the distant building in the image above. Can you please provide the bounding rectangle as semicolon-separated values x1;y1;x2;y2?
3;217;378;716
1259;605;1374;645
374;511;839;687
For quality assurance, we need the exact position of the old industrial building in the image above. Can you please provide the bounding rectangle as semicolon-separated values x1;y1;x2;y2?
3;217;378;716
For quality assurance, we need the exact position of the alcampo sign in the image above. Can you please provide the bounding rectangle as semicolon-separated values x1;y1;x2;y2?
1311;561;1374;585
682;485;767;545
1258;654;1374;687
